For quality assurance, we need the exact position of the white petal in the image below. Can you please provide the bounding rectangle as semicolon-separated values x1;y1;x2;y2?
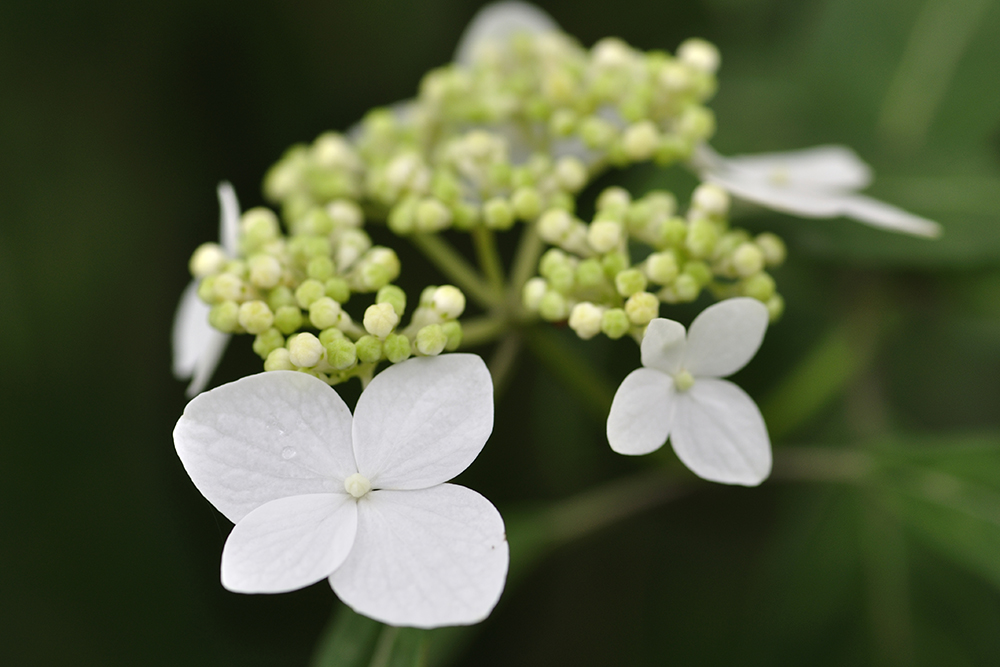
222;493;357;593
330;484;508;628
839;194;942;238
453;1;560;65
684;298;769;378
171;280;231;397
174;371;358;523
352;355;493;490
671;379;771;486
640;318;687;375
217;181;240;257
717;145;873;191
704;170;849;218
607;368;676;456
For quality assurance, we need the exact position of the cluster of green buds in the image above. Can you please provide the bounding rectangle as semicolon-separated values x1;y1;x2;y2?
524;182;786;341
184;26;788;382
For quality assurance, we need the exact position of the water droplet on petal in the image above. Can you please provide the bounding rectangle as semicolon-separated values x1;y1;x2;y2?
281;447;296;460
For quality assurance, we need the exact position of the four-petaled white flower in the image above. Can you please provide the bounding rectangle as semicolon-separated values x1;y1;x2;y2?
607;298;772;486
172;182;240;397
173;354;509;628
693;143;941;238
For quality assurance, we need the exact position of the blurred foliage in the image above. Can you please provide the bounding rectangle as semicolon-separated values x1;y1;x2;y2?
2;0;999;665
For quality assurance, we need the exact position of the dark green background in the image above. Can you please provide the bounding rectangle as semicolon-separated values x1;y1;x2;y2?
3;1;1000;665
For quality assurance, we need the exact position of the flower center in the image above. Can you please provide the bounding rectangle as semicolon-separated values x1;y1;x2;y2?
673;369;695;392
344;473;372;498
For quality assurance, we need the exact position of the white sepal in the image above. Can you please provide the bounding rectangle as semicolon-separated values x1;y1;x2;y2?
606;368;676;456
684;297;768;378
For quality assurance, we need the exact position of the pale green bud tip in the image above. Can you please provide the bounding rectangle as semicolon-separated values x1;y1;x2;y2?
364;302;399;339
743;271;776;302
238;300;275;334
483;197;515;230
597;187;632;212
767;293;785;321
296;279;326;308
645;252;679;284
209;301;240;333
416;324;447;356
355;335;383;363
511;187;542;221
523;277;548;311
601;308;630;339
310;297;344;330
288;332;324;368
241;208;281;246
264;347;294;372
538;209;574;242
307;256;335;282
555;156;587;193
625;291;660;325
686;219;718;258
249;254;282;289
325;338;358;370
622;121;659;161
441;320;462;351
253;328;285;359
415;198;452;233
538;290;569;321
343;472;371;499
692;183;730;217
327;200;363;228
673;369;695;391
615;268;648;297
755;232;787;266
432;285;466;319
383;333;412;363
733;243;765;278
213;273;244;302
273;306;303;335
189;243;227;278
376;284;406;317
677;38;720;74
569;302;604;340
588;220;623;254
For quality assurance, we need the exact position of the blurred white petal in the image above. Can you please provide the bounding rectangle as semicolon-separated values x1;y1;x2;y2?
607;368;675;456
639;318;687;375
454;1;559;65
684;298;769;378
217;181;240;256
353;355;494;490
671;379;771;486
174;371;357;522
331;484;508;628
222;493;357;593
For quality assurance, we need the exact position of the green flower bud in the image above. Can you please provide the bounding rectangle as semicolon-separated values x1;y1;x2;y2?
451;202;480;231
575;258;606;288
363;302;399;339
307;255;336;282
387;197;418;235
238;300;275;334
601;308;631;339
264;347;295;372
622;120;659;161
189;243;227;278
197;276;218;304
247;254;282;289
431;285;466;319
327;200;364;228
539;248;570;277
554;156;587;193
325;338;357;370
580;115;617;149
213;273;244;302
766;293;785;321
295;207;334;236
309;297;344;329
657;217;688;248
732;242;765;277
569;302;604;340
685;218;718;258
615;268;648;297
415;198;453;233
416;324;447;356
538;290;569;321
624;291;659;325
253;328;285;360
597;186;631;214
483;197;515;230
588;220;623;254
376;284;406;318
441;320;462;351
288;332;324;368
241;208;281;252
679;106;716;143
743;271;776;302
522;277;548;311
267;285;296;311
677;38;720;74
538;209;574;244
661;273;700;303
355;335;383;363
319;327;345;346
295;279;326;308
549;108;577;136
755;232;787;266
547;264;575;294
645;251;679;284
324;277;351;304
602;251;629;279
383;332;412;363
683;261;712;287
691;183;730;217
511;187;543;221
654;134;693;166
209;301;240;333
431;170;462;204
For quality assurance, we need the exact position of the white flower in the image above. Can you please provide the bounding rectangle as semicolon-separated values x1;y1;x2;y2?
171;182;240;397
607;298;772;486
173;354;509;628
692;143;941;238
453;1;559;65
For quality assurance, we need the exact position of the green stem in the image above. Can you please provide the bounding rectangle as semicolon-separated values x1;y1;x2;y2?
368;626;400;667
458;314;508;348
487;331;523;397
472;226;505;293
409;233;500;309
522;325;616;418
506;221;545;315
